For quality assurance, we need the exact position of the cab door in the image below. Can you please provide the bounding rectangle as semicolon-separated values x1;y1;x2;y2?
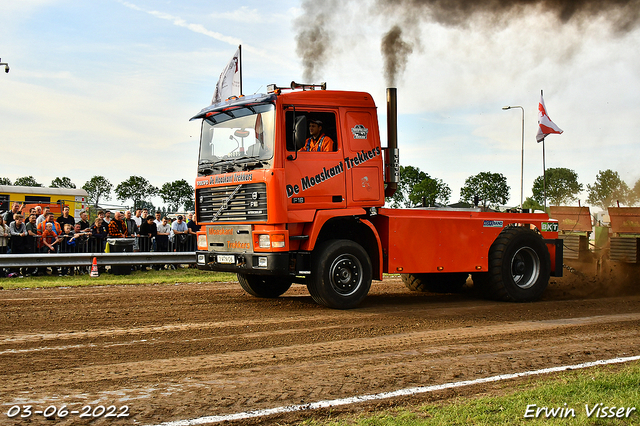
283;110;346;213
341;109;384;207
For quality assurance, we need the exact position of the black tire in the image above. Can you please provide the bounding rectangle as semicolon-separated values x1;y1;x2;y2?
237;273;293;298
308;240;372;309
485;227;551;302
401;273;468;293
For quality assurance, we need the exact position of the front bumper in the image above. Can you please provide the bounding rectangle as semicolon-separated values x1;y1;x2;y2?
196;250;310;276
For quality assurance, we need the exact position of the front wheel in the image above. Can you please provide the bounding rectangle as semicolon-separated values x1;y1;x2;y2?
308;240;372;309
485;227;551;302
237;273;293;298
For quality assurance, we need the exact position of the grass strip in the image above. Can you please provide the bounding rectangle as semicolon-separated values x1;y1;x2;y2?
0;268;236;289
304;362;640;425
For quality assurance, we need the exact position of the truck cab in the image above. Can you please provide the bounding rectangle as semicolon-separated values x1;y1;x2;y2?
193;85;561;309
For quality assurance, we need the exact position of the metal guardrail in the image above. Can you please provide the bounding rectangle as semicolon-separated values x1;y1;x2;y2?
0;252;196;268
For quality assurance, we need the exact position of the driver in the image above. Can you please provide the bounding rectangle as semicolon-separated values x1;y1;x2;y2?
299;119;334;152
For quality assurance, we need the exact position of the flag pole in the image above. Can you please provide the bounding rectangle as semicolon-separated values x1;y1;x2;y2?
239;44;243;96
543;138;547;210
541;89;547;210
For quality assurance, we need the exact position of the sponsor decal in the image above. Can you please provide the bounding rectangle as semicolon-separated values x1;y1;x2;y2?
208;227;233;235
351;124;369;139
344;147;381;170
287;161;344;198
541;222;559;232
285;147;382;199
483;220;504;228
196;172;254;187
227;241;250;250
361;176;371;190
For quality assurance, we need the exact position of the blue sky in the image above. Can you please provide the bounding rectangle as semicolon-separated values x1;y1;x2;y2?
1;0;639;209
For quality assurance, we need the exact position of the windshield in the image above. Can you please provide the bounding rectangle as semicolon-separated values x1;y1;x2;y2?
198;103;275;175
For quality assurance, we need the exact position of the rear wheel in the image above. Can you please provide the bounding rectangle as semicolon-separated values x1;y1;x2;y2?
308;240;372;309
401;273;468;293
485;227;551;302
237;273;293;298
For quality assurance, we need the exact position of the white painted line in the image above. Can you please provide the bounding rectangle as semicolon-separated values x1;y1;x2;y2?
146;355;640;426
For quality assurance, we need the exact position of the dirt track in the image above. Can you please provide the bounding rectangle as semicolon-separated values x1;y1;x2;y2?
1;267;640;425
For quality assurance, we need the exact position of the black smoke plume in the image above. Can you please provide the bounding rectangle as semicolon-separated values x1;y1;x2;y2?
294;0;640;86
381;25;414;87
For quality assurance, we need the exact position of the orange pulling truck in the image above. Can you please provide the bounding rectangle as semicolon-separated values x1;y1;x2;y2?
193;84;562;309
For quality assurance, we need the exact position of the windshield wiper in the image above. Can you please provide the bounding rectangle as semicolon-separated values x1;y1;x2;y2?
199;159;234;175
235;156;266;171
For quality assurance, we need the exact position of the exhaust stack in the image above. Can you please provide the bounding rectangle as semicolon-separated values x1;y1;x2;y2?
385;88;400;197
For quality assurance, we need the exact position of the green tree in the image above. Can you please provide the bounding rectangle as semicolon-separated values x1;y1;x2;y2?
629;178;640;206
389;165;450;208
14;176;43;187
137;200;157;214
0;177;11;185
50;176;76;189
389;165;425;208
410;176;451;207
459;172;510;211
586;169;630;209
159;179;195;212
531;167;583;206
523;197;544;212
115;176;157;210
83;175;113;207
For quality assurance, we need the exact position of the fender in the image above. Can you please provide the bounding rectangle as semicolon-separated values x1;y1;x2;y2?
300;208;367;252
358;217;384;281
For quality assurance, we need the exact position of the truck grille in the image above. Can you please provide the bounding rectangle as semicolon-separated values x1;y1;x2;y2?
197;183;267;222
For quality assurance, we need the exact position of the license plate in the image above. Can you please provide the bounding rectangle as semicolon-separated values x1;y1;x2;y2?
216;255;235;264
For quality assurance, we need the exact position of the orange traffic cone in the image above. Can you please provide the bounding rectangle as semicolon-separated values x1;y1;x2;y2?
90;257;99;277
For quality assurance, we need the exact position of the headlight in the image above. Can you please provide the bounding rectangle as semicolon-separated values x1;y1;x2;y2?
258;234;270;249
197;234;207;250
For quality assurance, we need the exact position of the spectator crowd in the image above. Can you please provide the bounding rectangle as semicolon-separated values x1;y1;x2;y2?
0;203;200;278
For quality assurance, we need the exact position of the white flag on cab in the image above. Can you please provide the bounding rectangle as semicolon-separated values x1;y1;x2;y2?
536;93;563;142
211;47;241;104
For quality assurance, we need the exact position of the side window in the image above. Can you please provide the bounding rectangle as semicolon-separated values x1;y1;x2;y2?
285;111;339;152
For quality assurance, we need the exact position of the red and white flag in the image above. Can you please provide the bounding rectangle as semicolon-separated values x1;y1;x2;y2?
211;46;241;104
536;93;563;142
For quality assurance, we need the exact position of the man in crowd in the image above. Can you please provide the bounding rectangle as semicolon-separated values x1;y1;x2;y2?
36;206;51;226
107;211;128;238
9;213;28;254
186;213;200;252
24;214;39;275
154;211;162;226
8;214;28;276
133;209;142;228
104;210;112;225
57;205;75;230
139;215;157;252
37;212;62;236
170;215;188;253
124;210;138;236
154;216;171;270
77;211;91;232
3;202;21;227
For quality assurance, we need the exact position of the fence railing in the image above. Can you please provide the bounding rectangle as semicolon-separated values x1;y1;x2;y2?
0;234;197;270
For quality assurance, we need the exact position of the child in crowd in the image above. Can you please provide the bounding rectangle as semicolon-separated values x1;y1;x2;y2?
41;222;61;254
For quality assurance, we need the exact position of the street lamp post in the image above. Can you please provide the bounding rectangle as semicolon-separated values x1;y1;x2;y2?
502;105;524;210
0;58;9;74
